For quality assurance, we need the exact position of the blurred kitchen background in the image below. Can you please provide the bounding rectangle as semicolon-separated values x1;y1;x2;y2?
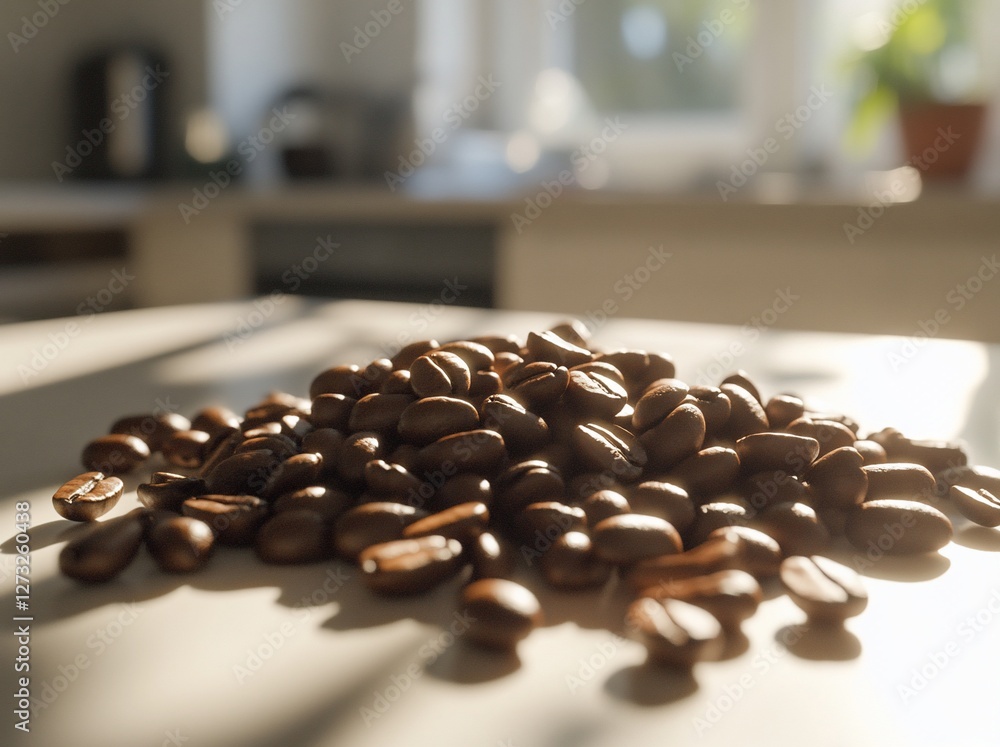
1;0;998;340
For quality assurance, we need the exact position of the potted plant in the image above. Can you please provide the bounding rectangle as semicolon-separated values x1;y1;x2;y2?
846;0;987;179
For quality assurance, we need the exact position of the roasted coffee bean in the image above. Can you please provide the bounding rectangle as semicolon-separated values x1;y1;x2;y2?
540;531;612;590
630;481;695;533
161;429;212;469
398;396;480;445
735;432;819;476
336;432;387;485
707;526;783;579
403;501;490;542
480;394;549;456
461;578;543;650
574;361;627;390
310;364;378;399
627;597;724;668
255;510;331;564
110;412;190;452
242;423;283;439
359;535;464;595
495;460;564;516
204;449;281;496
433;473;493;510
262;453;324;499
719;383;769;441
349;393;415;434
592;513;682;565
417;429;506;477
333;502;428;560
949;485;1000;527
567;471;625;501
687;499;752;546
639;403;706;471
309;393;356;431
786;417;855;457
503;360;569;408
763;394;806;430
572;422;647;483
853;439;888;466
596;350;675;397
564;369;628;420
434;340;496;372
137;472;207;513
190;406;241;438
514;501;587;545
182;494;268;546
548;319;592;348
234;433;297;461
59;508;147;583
640;569;763;629
525;329;592;367
720;371;763;404
624;532;743;591
471;333;522;356
780;555;868;623
863;463;936;502
685;386;732;437
581;489;631;528
82;434;150;475
380;369;414;395
803;446;868;509
844;499;953;555
740;470;808;512
470;531;516;580
632;379;690;433
669;446;741;498
363;459;423;500
390;339;439;370
468;370;503;399
868;427;967;475
147;515;215;573
53;471;123;522
301;428;344;478
197;431;242;477
492;351;523;378
935;464;1000;498
409;351;471;398
752;501;830;557
273;485;353;521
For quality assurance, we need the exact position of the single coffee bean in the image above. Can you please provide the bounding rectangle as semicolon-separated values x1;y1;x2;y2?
740;470;808;512
53;471;123;522
548;319;592;348
751;501;831;557
494;460;564;517
592;514;683;565
786;417;855;457
470;531;517;580
639;569;763;629
300;428;344;478
190;406;241;438
639;403;706;471
480;394;549;456
417;429;507;477
59;508;146;583
204;449;281;496
735;432;819;476
309;364;371;399
273;485;353;521
575;361;627;389
624;532;743;591
492;351;524;378
234;433;297;461
686;499;752;546
137;472;207;512
409;351;471;398
627;597;724;668
197;430;242;477
403;502;490;542
853;439;888;466
398;396;480;445
359;535;464;595
255;509;331;564
572;422;647;483
632;379;690;433
461;578;543;650
363;459;423;500
336;431;387;485
581;489;631;528
348;393;415;434
390;339;439;370
763;394;806;430
513;501;587;545
669;446;741;498
540;531;612;590
949;485;1000;527
685;386;732;437
707;526;783;580
630;481;695;533
803;447;869;509
308;393;356;431
503;360;570;409
719;383;769;441
525;329;592;367
844;499;953;555
81;434;150;475
333;502;428;560
161;429;212;469
863;463;936;502
147;515;215;573
432;473;493;510
780;555;868;623
432;340;494;372
110;412;190;452
181;494;267;545
564;369;628;421
262;453;324;499
381;369;414;395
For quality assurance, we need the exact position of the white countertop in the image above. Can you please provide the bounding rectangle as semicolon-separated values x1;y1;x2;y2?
2;298;999;747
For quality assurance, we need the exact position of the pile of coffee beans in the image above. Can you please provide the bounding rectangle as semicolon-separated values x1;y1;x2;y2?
54;321;1000;662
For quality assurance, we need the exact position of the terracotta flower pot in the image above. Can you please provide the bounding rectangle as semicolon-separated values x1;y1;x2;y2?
898;102;987;180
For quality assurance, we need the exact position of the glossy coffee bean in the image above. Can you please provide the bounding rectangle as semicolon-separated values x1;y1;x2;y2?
503;360;570;409
786;417;855;457
234;433;297;461
433;340;496;372
630;481;694;533
624;532;743;591
863;463;935;502
735;432;819;476
181;494;267;546
273;485;353;522
564;369;628;420
432;473;493;510
844;499;953;555
514;501;587;545
161;429;212;469
763;394;806;430
403;501;490;542
390;339;439;370
348;393;415;434
81;434;150;475
740;470;807;512
137;472;207;512
548;319;591;348
255;509;331;564
949;485;1000;527
480;394;549;456
525;329;592;367
461;578;543;650
470;531;517;580
53;471;123;522
359;535;464;595
669;446;741;497
935;464;1000;498
721;370;762;404
640;569;763;629
780;555;868;623
540;531;612;590
204;449;281;496
852;439;888;466
310;364;371;399
686;499;752;546
417;429;506;476
685;386;731;437
336;432;387;485
639;403;706;471
110;412;190;452
627;597;724;668
494;460;564;516
59;508;146;583
595;350;675;397
751;501;830;557
719;383;769;440
632;379;690;433
572;422;647;483
803;447;868;509
581;489;631;528
301;428;345;478
707;526;783;580
363;460;423;501
398;396;480;446
262;453;324;499
190;406;241;438
592;514;683;565
409;351;471;398
333;502;428;560
308;393;356;431
147;515;215;573
196;431;242;477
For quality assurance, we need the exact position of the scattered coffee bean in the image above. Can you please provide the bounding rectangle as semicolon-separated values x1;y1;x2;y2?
592;513;683;565
81;434;150;475
640;569;763;629
461;578;543;650
863;463;936;502
53;471;123;521
540;531;612;590
182;494;267;546
844;499;953;555
147;515;215;573
948;485;1000;527
255;510;331;564
780;555;868;623
137;472;207;512
359;535;464;595
59;508;146;583
627;597;724;667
